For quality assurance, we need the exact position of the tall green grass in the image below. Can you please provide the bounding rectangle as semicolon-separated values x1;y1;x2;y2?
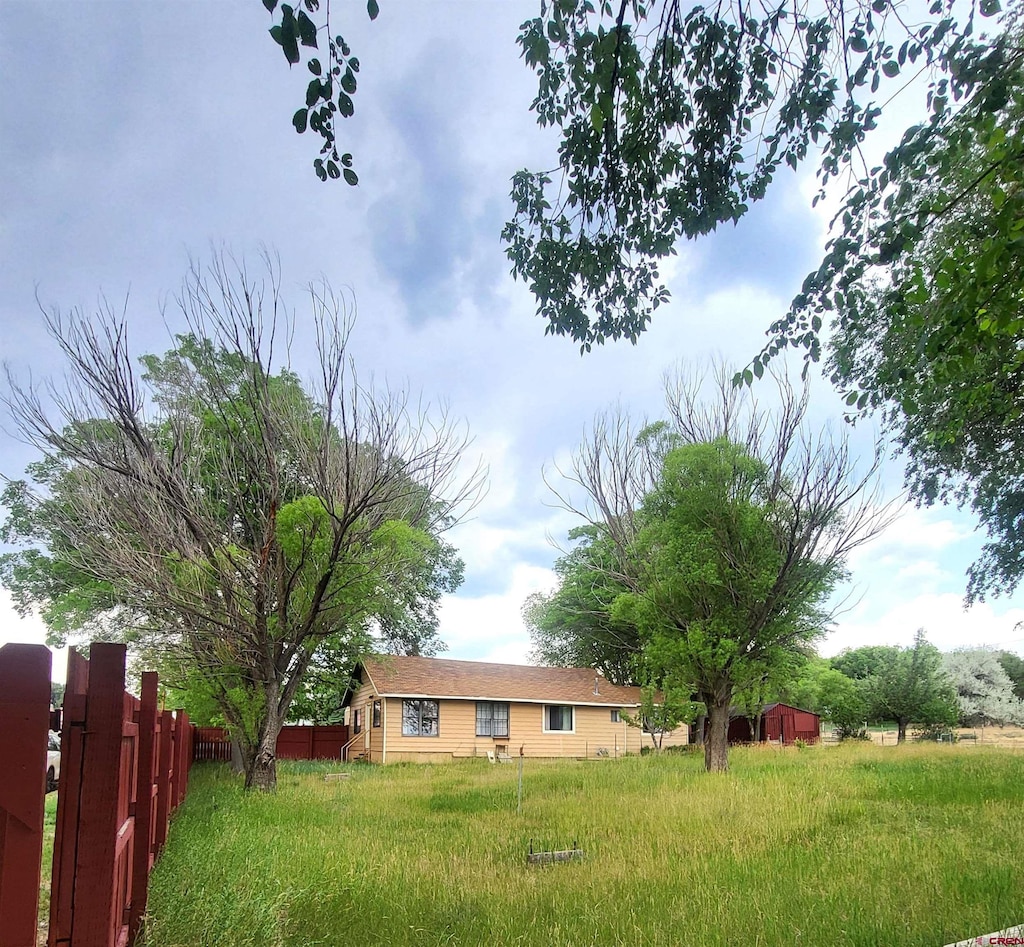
143;745;1024;947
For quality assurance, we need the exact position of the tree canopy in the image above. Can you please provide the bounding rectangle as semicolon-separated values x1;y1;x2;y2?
1;255;483;790
943;646;1024;725
836;631;958;741
523;524;641;685
261;0;1006;352
501;0;1004;349
534;362;893;770
759;25;1024;599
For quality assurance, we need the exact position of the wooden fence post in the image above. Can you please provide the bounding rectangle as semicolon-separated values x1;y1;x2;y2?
128;672;159;944
49;648;89;947
153;711;173;854
0;643;51;947
70;642;133;947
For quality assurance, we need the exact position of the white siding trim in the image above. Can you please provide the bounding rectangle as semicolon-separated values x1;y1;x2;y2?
377;692;640;708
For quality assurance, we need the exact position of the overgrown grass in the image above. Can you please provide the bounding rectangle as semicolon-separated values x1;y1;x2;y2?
37;790;58;940
143;745;1024;946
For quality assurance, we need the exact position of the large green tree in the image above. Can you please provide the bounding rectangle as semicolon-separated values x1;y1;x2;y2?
617;439;844;770
858;630;958;741
541;362;893;771
998;649;1024;700
1;255;482;791
834;634;959;740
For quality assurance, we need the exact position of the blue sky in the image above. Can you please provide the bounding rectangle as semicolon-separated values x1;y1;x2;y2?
2;1;1022;682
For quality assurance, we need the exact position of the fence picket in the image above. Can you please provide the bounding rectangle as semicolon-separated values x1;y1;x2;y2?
0;643;51;947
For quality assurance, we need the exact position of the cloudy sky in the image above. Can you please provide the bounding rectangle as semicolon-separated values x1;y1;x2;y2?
2;1;1022;683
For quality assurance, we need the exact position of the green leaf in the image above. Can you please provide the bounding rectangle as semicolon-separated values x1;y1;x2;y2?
340;70;357;94
292;108;308;133
278;8;300;66
338;93;354;118
263;0;278;11
308;58;322;75
980;0;1000;15
590;103;604;134
845;391;859;406
306;79;322;108
296;10;318;47
326;160;341;179
882;60;900;78
367;0;380;20
314;158;327;182
343;168;359;186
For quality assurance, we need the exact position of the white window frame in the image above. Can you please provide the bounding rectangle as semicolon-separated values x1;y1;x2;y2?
610;708;621;723
543;704;575;734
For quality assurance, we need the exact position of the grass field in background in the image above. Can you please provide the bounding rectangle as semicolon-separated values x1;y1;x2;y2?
142;744;1024;947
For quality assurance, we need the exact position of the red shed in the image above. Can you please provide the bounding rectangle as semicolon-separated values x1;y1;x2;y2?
722;703;821;745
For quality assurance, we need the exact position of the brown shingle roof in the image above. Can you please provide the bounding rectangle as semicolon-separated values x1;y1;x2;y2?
357;655;642;706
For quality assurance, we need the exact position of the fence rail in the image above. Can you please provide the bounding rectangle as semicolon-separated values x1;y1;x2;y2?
193;724;349;763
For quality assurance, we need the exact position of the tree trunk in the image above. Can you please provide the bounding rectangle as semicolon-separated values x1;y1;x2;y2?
242;704;284;791
754;708;764;744
897;718;908;744
704;698;731;772
692;712;706;746
229;735;244;775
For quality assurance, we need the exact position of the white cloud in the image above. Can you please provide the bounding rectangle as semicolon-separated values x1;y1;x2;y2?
825;592;1024;657
0;591;67;683
437;563;557;664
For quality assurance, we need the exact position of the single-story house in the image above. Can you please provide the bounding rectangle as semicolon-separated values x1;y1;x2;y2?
341;655;690;764
721;702;821;745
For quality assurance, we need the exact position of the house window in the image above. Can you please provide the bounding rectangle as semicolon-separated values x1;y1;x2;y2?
544;705;574;733
353;708;363;734
372;700;382;728
402;699;439;737
610;708;621;723
476;701;510;738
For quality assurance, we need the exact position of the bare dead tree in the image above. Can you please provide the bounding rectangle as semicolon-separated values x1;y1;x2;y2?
545;357;900;773
3;252;485;791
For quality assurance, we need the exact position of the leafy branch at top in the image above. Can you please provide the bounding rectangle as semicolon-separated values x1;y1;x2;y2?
262;0;379;184
502;0;1004;350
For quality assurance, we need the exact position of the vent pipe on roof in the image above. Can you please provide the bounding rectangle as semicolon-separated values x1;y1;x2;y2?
594;674;600;696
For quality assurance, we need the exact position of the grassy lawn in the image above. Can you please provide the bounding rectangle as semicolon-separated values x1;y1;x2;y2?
142;744;1023;947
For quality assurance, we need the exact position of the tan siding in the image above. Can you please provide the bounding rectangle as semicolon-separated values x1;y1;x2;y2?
348;678;384;762
379;697;688;762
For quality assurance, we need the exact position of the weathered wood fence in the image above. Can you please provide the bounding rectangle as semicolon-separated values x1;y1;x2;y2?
193;724;349;762
0;642;192;947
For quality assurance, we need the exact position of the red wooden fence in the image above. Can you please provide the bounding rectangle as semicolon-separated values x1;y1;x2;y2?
0;643;51;947
0;641;192;947
193;724;349;762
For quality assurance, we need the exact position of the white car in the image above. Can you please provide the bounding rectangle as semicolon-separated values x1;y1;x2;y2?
46;730;61;793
